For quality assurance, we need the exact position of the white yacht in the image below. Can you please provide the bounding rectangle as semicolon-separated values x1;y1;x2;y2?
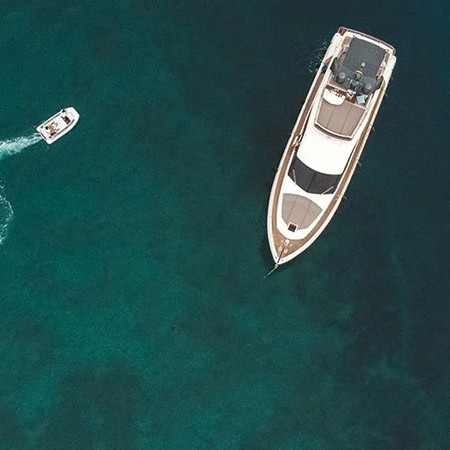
267;27;396;266
36;107;79;144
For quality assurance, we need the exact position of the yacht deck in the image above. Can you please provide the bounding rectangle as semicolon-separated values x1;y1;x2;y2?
269;63;387;262
316;95;365;138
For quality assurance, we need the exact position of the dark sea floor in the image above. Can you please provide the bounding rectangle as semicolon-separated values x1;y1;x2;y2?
0;1;449;449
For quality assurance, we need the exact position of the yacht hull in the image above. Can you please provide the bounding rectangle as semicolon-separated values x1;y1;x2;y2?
267;27;396;265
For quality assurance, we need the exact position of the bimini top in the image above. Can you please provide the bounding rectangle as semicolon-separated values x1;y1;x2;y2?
331;37;386;96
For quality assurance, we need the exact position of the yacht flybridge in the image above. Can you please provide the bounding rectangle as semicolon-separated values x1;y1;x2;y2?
36;107;79;144
267;27;396;266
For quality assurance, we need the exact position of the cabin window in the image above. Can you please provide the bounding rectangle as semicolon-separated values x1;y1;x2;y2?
289;157;341;195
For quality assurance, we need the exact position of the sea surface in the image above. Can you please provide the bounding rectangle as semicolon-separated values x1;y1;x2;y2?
0;1;449;449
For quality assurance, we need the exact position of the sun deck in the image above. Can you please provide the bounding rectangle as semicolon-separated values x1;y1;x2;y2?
316;93;365;138
281;194;322;230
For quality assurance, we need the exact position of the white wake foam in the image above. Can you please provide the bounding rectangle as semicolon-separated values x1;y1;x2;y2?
0;191;13;246
306;38;329;74
0;133;43;245
0;133;42;160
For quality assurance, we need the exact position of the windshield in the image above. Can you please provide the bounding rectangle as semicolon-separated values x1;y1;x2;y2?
288;157;341;194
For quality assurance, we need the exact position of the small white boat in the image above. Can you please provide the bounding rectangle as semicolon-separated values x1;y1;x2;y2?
36;107;79;144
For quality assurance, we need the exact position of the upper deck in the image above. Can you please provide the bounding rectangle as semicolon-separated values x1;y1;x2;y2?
315;36;389;138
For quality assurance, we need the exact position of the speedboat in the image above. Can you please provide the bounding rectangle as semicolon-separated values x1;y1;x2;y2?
267;27;396;266
36;107;79;144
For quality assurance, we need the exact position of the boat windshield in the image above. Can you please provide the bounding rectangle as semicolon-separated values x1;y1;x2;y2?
289;157;341;194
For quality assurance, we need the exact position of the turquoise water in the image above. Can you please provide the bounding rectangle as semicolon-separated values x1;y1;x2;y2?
1;1;449;449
